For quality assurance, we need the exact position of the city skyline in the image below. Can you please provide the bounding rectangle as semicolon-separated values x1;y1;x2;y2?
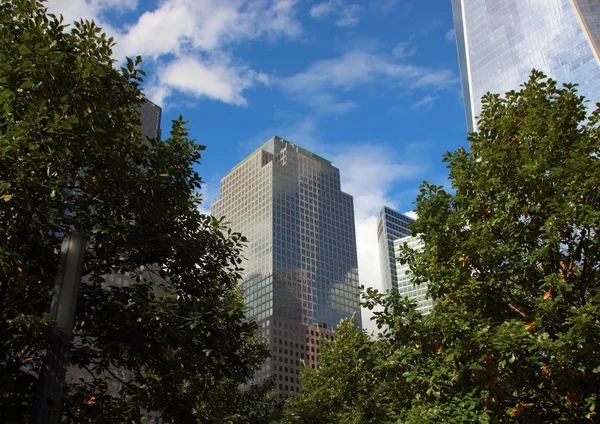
211;136;362;392
8;1;599;421
45;0;468;333
452;0;600;131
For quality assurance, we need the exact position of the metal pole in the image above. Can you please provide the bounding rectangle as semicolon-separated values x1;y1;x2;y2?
31;231;87;424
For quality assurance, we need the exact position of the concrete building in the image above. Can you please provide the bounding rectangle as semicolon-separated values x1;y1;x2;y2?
211;136;362;393
452;0;600;131
377;206;413;293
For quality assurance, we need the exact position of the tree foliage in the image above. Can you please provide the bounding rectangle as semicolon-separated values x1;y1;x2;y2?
366;70;600;422
279;318;395;424
284;71;600;423
0;1;268;422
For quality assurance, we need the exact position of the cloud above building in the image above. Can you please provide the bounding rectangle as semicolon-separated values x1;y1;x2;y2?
46;0;301;107
280;48;457;115
43;0;466;334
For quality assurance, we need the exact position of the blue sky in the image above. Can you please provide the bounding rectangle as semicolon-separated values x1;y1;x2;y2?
46;0;468;331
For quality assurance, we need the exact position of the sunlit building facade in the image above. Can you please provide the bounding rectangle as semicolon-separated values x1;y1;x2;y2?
377;206;413;293
452;0;600;131
394;236;433;315
211;136;361;393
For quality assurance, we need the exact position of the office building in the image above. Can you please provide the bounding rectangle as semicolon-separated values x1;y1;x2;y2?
394;236;433;314
377;206;413;293
452;0;600;131
211;136;362;392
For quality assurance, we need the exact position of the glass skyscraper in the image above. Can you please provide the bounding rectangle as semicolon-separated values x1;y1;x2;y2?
394;236;433;314
211;136;361;393
377;206;413;293
377;207;432;313
452;0;600;131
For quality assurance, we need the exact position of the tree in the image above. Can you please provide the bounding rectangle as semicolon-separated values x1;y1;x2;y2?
279;318;396;424
363;70;600;422
0;1;268;422
197;377;284;424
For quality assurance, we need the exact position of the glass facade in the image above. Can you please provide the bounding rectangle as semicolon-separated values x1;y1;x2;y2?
453;0;600;132
394;236;433;315
376;206;413;293
211;136;361;393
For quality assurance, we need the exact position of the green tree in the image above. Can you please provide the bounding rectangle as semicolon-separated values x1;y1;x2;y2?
0;1;268;422
279;318;396;424
198;377;284;424
363;70;600;422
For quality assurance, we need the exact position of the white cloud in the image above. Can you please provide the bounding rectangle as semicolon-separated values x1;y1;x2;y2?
154;56;269;106
333;145;422;220
46;0;302;107
412;70;456;89
411;94;438;110
330;146;425;333
336;4;360;27
404;210;418;220
143;83;172;108
46;0;138;20
445;28;455;42
114;0;301;61
284;50;455;92
280;49;457;114
392;37;417;59
197;181;222;215
45;0;130;38
380;0;399;14
355;214;383;331
309;0;360;27
309;1;336;18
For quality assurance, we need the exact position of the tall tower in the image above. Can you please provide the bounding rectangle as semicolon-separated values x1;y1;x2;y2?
211;136;361;393
377;207;432;314
452;0;600;132
394;236;433;314
377;206;413;293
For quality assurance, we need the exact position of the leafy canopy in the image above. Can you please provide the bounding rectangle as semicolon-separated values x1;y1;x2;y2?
368;70;600;423
0;1;268;422
279;318;395;424
285;71;600;423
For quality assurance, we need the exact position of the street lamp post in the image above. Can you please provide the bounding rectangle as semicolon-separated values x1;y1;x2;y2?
31;231;87;424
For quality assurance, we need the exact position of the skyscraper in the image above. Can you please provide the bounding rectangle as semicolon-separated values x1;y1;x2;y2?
452;0;600;131
377;206;413;293
211;136;361;393
394;235;433;314
377;207;433;314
